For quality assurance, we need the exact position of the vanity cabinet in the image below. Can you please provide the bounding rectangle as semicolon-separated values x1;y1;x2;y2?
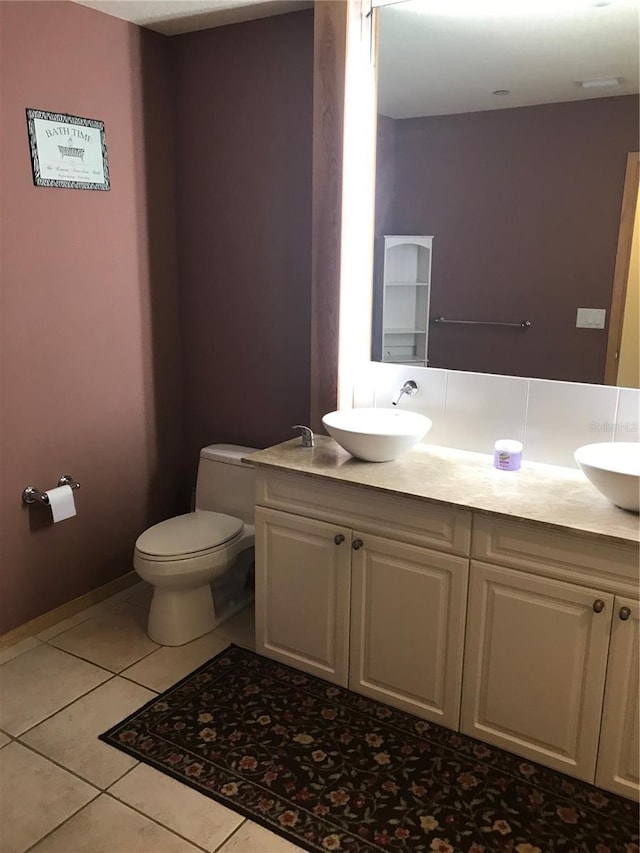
460;562;613;781
254;507;352;685
253;466;639;799
462;515;640;793
254;471;471;726
350;533;468;728
596;598;640;799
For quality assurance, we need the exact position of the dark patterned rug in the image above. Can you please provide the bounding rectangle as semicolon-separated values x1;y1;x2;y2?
101;645;639;853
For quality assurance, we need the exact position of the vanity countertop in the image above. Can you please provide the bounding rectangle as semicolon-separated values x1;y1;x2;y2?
247;437;640;546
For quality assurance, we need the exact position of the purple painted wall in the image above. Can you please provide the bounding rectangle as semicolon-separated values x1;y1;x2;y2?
0;3;315;634
377;96;638;382
171;11;314;466
0;1;184;634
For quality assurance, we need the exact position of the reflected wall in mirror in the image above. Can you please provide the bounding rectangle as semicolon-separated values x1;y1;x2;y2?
372;0;639;386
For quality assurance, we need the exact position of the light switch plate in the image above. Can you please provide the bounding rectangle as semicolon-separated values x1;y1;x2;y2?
576;308;606;329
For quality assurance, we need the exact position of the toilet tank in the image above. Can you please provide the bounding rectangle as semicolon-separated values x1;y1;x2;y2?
195;444;257;524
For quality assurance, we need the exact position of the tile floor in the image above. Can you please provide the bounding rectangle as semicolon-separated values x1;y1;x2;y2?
0;584;304;853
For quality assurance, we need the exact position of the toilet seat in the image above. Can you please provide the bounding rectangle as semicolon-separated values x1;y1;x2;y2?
135;511;244;562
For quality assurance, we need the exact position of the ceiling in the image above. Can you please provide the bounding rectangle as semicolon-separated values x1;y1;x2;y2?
75;0;312;35
74;0;639;118
378;0;640;118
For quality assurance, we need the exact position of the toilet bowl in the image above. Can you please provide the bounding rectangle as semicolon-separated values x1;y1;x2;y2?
133;444;256;646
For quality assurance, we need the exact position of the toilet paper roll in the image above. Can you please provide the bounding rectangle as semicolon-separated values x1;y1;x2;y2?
45;485;77;522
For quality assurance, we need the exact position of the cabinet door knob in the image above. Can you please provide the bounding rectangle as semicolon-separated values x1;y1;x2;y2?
619;606;631;621
334;534;345;545
592;599;605;613
352;539;364;551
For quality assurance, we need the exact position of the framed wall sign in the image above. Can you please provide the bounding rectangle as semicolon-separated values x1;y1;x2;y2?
26;109;110;191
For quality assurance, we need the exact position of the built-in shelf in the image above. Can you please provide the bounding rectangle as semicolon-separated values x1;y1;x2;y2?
380;236;433;367
385;281;430;287
384;356;428;364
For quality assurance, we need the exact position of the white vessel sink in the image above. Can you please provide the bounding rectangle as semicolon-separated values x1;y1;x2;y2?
322;407;432;462
574;442;640;512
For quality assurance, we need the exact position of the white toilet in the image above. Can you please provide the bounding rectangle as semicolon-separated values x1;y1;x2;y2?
134;444;256;646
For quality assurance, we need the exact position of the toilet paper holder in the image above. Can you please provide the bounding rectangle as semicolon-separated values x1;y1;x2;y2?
22;475;81;505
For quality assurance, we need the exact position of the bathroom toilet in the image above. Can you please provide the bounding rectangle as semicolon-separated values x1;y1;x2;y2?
134;444;256;646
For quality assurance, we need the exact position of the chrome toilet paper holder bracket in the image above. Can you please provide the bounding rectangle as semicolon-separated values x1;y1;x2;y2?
22;475;81;505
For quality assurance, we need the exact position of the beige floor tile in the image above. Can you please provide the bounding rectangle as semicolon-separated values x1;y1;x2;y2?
122;580;147;598
218;820;305;853
216;604;256;650
127;581;153;610
0;636;41;665
22;677;154;788
36;596;122;641
0;644;111;735
0;741;96;853
109;763;244;851
0;730;10;748
49;601;159;672
30;795;203;852
106;579;144;603
121;631;230;692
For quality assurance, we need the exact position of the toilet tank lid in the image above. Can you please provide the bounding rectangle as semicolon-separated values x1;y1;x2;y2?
200;444;257;466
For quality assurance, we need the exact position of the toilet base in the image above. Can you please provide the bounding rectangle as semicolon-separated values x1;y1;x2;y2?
137;532;255;647
214;586;254;632
147;581;255;647
148;584;217;646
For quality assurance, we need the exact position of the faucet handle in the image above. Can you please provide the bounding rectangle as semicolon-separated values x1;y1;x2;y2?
292;425;315;448
392;380;418;407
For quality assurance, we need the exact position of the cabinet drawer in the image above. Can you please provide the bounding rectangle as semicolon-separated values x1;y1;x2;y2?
256;471;471;556
472;515;639;596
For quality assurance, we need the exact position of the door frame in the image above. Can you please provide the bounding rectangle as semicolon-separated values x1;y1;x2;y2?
605;152;640;385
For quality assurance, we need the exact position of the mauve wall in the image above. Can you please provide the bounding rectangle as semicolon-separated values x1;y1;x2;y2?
171;11;314;466
372;115;396;360
0;2;183;634
381;96;638;383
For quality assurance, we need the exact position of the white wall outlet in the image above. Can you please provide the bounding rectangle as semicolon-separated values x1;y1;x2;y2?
576;308;606;329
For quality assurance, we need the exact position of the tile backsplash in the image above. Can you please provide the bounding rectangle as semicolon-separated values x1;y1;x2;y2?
444;371;529;456
353;362;640;468
524;379;620;468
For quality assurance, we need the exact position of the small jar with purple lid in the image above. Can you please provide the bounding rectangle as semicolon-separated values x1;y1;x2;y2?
494;439;523;471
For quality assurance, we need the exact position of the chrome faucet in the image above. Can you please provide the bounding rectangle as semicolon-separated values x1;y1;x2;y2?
392;380;418;407
292;425;315;447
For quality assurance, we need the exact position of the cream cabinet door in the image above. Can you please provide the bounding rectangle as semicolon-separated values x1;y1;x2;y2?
461;562;613;781
349;532;469;728
596;597;640;801
255;506;352;685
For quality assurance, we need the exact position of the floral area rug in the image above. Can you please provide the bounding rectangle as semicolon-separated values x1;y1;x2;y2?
100;644;639;853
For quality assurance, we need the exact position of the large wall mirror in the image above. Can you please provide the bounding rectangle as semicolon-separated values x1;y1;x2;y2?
371;0;639;387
